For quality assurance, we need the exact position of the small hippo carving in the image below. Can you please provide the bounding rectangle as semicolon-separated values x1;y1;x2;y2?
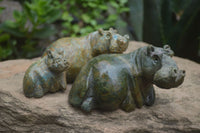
23;49;69;98
43;28;129;83
69;45;185;112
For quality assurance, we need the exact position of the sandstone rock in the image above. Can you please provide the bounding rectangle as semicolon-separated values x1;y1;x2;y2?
0;41;200;133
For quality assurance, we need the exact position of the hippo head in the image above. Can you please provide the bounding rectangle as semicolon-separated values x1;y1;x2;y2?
141;45;185;89
92;28;129;56
153;54;185;89
46;49;69;72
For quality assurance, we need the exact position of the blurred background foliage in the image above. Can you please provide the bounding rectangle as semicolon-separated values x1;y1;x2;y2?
0;0;200;63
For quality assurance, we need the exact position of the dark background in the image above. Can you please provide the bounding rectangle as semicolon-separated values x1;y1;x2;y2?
0;0;200;63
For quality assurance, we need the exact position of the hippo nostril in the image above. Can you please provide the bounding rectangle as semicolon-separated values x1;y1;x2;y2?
182;70;185;74
174;69;177;73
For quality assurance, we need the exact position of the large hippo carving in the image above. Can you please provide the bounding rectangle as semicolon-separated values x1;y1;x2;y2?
43;28;129;83
69;45;185;112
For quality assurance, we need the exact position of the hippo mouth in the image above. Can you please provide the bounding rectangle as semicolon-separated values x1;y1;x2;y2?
109;48;123;53
153;67;185;89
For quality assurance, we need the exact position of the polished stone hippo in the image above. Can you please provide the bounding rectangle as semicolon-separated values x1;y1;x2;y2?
23;49;69;98
43;28;129;83
69;45;185;112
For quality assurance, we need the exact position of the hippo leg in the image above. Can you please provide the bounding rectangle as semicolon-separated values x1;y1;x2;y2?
144;85;155;106
81;87;96;112
120;89;136;112
33;85;44;98
131;78;144;108
81;97;95;112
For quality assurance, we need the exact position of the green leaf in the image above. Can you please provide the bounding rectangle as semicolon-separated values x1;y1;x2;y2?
0;33;10;43
24;2;37;25
0;22;24;37
62;12;73;22
3;20;17;28
13;10;21;20
45;9;61;24
0;46;13;60
80;26;93;35
0;7;5;14
90;20;97;26
110;1;119;8
62;21;71;28
99;5;107;10
72;24;80;33
81;14;91;23
106;14;118;22
88;2;97;8
120;0;128;5
118;7;130;13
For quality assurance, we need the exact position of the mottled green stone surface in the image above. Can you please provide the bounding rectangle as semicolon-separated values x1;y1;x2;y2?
69;45;185;112
23;49;69;98
43;28;129;83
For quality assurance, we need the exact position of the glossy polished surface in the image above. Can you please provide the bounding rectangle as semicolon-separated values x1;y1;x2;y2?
69;45;185;112
23;50;69;98
43;28;129;83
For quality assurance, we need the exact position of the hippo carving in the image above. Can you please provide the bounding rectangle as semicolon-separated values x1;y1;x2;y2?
69;45;185;112
23;49;69;98
43;28;129;83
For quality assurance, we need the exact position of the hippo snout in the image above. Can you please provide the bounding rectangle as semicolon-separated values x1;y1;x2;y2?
153;67;185;89
174;69;185;86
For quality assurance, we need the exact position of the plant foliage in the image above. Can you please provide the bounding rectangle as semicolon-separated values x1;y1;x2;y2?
59;0;129;37
0;0;61;60
0;0;129;60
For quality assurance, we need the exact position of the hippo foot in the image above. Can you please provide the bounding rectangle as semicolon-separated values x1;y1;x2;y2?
144;87;155;106
120;90;136;112
81;97;95;112
24;85;44;98
33;87;44;98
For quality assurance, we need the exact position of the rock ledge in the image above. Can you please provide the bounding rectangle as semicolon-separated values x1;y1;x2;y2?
0;41;200;133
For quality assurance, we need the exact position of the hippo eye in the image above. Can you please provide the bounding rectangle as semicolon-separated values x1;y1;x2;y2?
105;32;111;40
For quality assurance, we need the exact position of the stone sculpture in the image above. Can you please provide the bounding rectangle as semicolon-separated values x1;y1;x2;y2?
23;49;69;98
69;45;185;112
43;28;129;83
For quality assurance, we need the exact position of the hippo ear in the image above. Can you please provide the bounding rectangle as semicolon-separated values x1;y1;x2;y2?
109;28;118;33
124;34;129;40
147;45;155;56
109;28;114;31
163;44;174;57
163;45;170;49
98;28;104;35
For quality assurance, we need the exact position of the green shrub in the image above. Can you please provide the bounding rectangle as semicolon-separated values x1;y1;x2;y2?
0;0;61;60
60;0;129;37
0;0;129;60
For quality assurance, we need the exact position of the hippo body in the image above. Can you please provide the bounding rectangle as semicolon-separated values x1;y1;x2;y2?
69;45;185;112
43;28;129;83
23;49;69;98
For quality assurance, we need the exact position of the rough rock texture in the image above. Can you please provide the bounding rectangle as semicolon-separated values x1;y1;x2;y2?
0;41;200;133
